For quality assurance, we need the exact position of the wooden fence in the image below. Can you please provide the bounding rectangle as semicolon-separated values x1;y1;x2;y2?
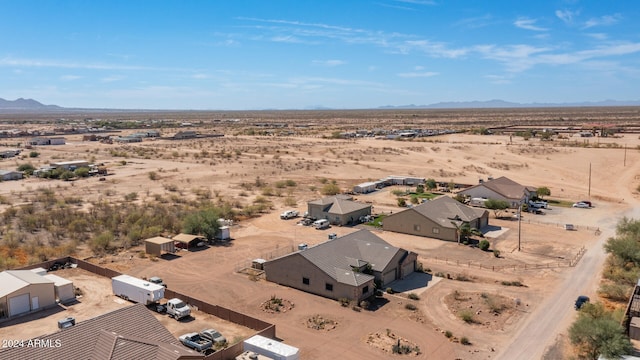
423;246;586;272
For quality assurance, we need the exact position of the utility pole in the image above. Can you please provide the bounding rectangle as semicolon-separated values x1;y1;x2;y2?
624;145;627;167
517;202;522;251
588;162;592;199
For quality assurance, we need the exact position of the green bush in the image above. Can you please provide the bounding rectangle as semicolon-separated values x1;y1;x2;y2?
460;337;471;345
459;310;476;323
479;239;490;251
407;293;420;300
405;303;417;310
494;249;501;258
386;287;394;294
444;330;453;338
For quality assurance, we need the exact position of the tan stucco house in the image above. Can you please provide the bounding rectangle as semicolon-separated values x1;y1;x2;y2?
458;176;536;208
307;195;371;225
264;229;417;302
383;196;489;242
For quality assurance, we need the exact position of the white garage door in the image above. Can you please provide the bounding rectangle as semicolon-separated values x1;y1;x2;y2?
9;293;30;317
383;268;397;285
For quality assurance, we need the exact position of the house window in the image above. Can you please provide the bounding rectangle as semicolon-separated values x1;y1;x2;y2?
413;224;421;231
302;277;310;285
362;286;369;294
432;227;440;234
325;283;333;291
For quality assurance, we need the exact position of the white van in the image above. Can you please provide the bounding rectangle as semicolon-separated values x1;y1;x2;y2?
313;219;330;230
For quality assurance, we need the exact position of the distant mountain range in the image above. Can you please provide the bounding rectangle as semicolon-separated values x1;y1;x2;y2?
378;99;640;109
0;97;62;111
1;97;640;112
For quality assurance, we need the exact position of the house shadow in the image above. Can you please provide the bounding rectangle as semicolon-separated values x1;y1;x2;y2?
387;272;434;294
366;296;390;311
0;302;68;327
160;253;181;260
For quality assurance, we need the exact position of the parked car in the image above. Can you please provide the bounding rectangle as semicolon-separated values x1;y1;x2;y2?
579;200;593;207
574;295;590;310
572;202;590;208
199;328;227;345
179;333;212;352
148;276;167;288
280;210;299;220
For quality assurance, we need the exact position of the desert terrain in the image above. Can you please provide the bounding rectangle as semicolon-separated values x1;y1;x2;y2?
1;107;640;359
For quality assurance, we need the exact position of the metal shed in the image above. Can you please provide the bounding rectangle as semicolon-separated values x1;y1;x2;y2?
144;236;176;257
43;274;75;303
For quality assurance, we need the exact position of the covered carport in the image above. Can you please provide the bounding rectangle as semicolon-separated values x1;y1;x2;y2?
172;233;206;250
144;236;176;257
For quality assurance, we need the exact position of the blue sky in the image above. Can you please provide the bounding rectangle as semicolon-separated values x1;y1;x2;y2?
1;0;639;110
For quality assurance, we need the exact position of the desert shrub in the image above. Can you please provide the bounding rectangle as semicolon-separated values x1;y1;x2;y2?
455;273;472;282
359;300;370;309
494;249;501;258
599;283;632;302
29;151;39;158
479;239;490;251
148;171;158;180
444;330;453;338
459;310;476;323
397;198;406;207
338;297;350;307
352;305;361;312
124;192;138;202
405;303;417;310
435;272;446;278
284;197;297;206
407;293;420;300
386;287;394;294
460;337;471;345
501;280;524;287
17;163;36;175
321;183;340;196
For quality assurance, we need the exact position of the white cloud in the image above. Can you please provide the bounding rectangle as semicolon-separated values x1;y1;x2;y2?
60;75;82;81
312;60;346;67
0;57;156;71
586;33;608;40
583;14;622;29
397;71;439;78
191;73;210;79
555;10;577;24
514;18;548;31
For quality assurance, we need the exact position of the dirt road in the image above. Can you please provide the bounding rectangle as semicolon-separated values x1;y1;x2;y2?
497;163;640;360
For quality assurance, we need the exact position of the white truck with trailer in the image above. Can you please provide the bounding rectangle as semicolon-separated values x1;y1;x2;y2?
112;274;165;305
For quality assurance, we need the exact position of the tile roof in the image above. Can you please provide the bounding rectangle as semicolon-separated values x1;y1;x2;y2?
327;199;371;215
298;229;402;286
410;196;487;229
463;176;530;201
0;303;202;360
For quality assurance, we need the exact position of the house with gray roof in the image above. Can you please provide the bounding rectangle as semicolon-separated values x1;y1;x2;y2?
0;170;23;181
307;195;371;225
0;303;203;360
383;196;489;242
264;229;417;302
458;176;536;208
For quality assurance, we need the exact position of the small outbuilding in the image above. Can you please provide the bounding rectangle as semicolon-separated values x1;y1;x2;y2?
172;233;206;249
44;274;75;303
144;236;176;257
0;170;23;181
0;270;56;319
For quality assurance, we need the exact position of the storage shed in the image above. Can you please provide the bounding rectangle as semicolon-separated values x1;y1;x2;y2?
44;274;75;303
353;181;377;194
243;335;299;360
631;317;640;340
144;236;176;257
0;270;56;319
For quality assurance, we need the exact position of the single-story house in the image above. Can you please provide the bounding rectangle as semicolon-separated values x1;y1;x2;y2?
383;196;489;242
0;170;23;181
0;303;203;359
458;176;536;208
144;236;176;257
28;137;66;146
264;229;417;302
173;131;197;139
0;270;56;319
0;149;20;158
307;195;372;225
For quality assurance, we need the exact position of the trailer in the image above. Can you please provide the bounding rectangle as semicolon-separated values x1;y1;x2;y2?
243;335;299;360
112;274;165;305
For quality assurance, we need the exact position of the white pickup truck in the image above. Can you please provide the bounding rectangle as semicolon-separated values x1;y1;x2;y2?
280;210;299;220
166;298;191;320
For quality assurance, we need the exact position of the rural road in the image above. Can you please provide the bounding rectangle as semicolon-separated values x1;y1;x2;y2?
497;203;640;360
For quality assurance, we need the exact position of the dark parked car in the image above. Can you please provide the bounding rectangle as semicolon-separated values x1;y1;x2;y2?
574;295;590;310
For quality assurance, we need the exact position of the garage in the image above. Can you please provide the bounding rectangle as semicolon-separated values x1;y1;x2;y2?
8;293;30;317
382;268;397;286
402;261;415;278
